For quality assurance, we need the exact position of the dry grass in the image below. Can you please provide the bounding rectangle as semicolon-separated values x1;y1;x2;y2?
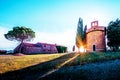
0;53;66;73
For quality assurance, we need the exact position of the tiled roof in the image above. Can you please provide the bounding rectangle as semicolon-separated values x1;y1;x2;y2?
22;42;56;47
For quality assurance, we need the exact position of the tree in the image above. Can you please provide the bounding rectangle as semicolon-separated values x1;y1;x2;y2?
107;18;120;51
83;25;87;48
75;18;87;51
4;26;35;53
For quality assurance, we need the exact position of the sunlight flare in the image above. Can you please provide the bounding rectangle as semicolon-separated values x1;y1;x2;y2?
79;46;85;53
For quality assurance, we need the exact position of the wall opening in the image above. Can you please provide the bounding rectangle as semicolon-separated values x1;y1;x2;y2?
93;44;96;52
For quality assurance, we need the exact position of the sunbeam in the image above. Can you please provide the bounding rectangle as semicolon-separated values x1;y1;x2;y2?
38;53;80;79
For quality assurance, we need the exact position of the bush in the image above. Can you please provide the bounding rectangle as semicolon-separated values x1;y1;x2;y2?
0;50;7;54
56;46;67;53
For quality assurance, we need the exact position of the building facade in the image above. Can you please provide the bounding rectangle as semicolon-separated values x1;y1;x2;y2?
14;42;67;54
86;21;106;52
14;42;58;54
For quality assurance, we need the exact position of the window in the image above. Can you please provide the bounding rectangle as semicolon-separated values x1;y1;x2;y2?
94;22;97;26
92;23;94;27
93;45;96;51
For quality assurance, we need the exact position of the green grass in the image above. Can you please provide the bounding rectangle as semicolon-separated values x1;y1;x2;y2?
65;52;120;66
0;52;120;80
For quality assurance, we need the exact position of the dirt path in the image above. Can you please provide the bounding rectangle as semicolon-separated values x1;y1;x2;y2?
37;53;80;79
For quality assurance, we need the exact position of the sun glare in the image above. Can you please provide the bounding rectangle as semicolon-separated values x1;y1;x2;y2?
80;46;85;52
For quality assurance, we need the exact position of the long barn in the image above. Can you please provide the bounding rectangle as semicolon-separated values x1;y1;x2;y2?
14;42;67;54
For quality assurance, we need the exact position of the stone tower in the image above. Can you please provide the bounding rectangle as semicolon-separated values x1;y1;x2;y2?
86;21;106;52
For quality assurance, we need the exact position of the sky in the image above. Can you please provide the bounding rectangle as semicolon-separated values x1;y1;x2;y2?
0;0;120;51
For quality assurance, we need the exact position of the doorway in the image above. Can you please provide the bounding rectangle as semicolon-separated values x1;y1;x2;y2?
93;44;96;52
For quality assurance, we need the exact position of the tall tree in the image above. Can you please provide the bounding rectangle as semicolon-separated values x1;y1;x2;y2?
75;18;87;51
76;18;83;49
83;25;87;48
107;18;120;51
4;26;35;53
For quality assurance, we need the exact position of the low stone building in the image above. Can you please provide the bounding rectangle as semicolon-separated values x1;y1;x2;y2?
14;42;58;54
86;21;106;52
14;42;68;54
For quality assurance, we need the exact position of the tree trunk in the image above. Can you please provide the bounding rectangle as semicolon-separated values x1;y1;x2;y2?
18;40;23;53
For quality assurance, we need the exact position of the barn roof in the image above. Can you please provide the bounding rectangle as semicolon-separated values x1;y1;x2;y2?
37;42;56;46
21;42;57;47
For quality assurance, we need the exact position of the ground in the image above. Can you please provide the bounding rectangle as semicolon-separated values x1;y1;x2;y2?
42;59;120;80
0;52;120;80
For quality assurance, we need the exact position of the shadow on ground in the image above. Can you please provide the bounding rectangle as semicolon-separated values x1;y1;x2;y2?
0;53;79;80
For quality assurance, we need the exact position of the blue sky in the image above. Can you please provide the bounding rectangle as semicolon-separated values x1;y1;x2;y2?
0;0;120;51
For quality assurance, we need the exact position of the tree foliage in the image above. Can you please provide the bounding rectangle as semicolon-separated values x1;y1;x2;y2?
83;25;87;47
76;18;87;49
5;26;35;42
5;26;35;53
107;18;120;51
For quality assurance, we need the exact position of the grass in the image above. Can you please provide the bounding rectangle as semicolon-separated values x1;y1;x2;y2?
52;52;120;67
0;53;66;73
0;52;120;80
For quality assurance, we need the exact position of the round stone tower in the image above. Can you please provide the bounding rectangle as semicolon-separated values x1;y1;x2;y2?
86;21;106;52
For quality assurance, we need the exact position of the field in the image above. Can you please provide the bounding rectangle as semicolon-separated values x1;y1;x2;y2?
0;52;120;80
0;53;66;73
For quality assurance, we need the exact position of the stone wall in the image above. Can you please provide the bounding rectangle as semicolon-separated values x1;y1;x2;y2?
86;30;106;52
86;21;106;52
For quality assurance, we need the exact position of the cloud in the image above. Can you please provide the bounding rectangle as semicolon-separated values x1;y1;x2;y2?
33;29;76;51
0;27;17;50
